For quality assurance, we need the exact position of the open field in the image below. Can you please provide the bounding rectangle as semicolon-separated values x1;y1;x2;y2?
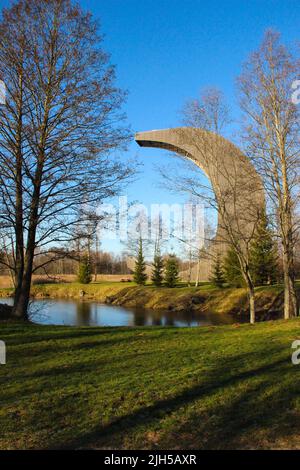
0;274;133;288
0;319;300;449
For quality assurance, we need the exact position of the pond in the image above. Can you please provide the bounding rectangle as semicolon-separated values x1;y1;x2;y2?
0;297;242;327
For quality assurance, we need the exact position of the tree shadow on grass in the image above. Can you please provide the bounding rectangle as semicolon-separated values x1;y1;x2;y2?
0;347;159;406
1;328;130;347
10;335;140;358
167;374;300;449
56;348;295;450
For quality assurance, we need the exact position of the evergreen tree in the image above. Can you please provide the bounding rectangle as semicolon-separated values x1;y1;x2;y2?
133;238;148;285
223;247;244;287
250;213;278;286
164;254;180;288
209;253;225;288
151;248;164;287
78;256;92;284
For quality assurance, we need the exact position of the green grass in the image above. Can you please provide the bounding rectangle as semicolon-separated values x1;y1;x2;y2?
1;319;300;449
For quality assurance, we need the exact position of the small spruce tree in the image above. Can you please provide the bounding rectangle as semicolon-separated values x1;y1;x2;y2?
164;254;179;288
209;253;225;288
223;247;244;287
151;248;164;287
250;212;278;286
133;238;148;285
78;256;92;284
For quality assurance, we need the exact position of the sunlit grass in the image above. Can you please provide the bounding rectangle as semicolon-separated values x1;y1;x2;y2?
0;319;300;449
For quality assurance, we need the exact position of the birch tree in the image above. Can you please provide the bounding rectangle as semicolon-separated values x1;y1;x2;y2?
238;30;300;318
159;88;263;323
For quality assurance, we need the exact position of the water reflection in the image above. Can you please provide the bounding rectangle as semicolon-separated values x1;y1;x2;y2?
76;301;94;326
0;298;239;327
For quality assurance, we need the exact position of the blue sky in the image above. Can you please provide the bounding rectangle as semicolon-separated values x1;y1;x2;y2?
83;0;299;253
1;0;299;254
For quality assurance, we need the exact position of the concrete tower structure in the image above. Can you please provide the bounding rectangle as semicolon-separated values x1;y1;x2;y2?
135;127;264;281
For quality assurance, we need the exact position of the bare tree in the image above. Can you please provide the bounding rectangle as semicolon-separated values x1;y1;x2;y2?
0;0;134;318
238;30;300;319
159;88;264;323
181;87;230;134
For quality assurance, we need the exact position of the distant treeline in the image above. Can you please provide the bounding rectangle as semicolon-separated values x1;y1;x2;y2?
0;250;131;276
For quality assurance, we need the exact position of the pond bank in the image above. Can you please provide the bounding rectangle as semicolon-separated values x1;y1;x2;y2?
0;282;291;319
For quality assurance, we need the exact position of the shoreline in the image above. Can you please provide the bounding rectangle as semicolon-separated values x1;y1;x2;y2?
0;282;290;319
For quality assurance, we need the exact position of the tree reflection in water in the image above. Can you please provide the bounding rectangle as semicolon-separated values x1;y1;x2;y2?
0;298;239;327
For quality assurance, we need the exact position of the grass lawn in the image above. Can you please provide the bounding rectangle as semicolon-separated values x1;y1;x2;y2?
1;319;300;450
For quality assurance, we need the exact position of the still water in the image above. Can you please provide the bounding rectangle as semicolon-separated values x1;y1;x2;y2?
0;297;239;327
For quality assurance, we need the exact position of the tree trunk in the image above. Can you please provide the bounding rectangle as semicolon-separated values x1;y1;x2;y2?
195;255;201;287
94;234;100;282
12;67;25;317
241;266;256;324
249;285;256;324
13;185;25;313
12;226;36;320
187;250;192;287
12;266;32;320
283;249;298;319
12;158;42;319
